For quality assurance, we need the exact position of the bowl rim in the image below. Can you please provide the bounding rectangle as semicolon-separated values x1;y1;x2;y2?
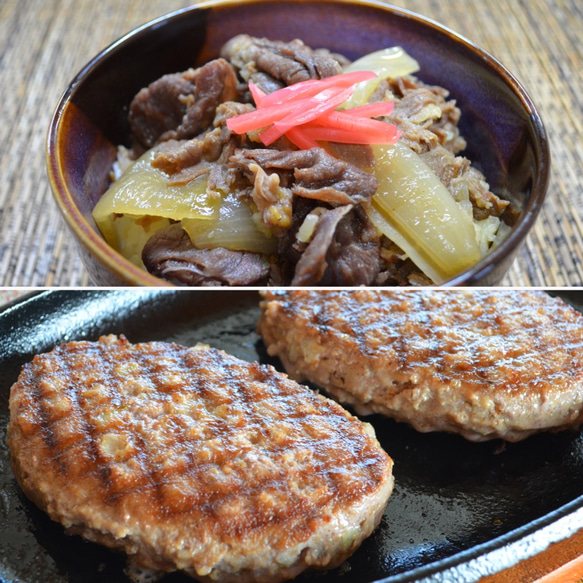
46;0;550;287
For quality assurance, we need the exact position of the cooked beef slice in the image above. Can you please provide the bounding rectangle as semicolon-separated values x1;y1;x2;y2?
151;102;253;186
291;149;378;204
152;140;213;183
292;205;352;286
386;76;466;154
229;148;378;206
292;205;381;286
129;59;240;149
221;34;347;88
326;143;376;170
383;76;508;221
420;145;510;220
128;73;195;150
243;71;285;95
142;223;269;286
323;206;382;285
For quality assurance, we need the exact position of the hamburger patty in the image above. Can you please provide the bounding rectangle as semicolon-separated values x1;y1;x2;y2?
7;335;394;583
258;290;583;442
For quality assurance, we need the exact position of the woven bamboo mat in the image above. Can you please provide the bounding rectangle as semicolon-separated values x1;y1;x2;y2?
0;0;581;287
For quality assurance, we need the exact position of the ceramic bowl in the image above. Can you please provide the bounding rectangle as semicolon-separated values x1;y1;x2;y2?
46;0;550;286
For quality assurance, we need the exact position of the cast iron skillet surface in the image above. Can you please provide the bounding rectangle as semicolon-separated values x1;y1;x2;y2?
1;290;582;583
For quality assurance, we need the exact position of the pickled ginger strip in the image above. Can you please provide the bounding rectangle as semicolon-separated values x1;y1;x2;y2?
226;71;400;148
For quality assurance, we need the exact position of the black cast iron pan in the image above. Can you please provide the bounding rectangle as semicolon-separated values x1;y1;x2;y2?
0;290;582;582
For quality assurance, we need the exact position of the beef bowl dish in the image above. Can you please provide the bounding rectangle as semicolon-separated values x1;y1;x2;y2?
47;0;550;286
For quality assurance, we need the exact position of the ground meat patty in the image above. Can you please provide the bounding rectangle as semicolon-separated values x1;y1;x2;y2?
7;335;393;583
257;290;583;442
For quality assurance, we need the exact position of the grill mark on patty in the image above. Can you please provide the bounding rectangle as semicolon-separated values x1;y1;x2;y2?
27;368;70;476
60;339;164;508
258;290;583;442
38;351;107;480
9;335;394;578
97;338;187;512
72;345;118;491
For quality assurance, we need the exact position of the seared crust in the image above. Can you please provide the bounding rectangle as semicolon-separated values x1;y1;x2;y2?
258;290;583;442
8;335;393;582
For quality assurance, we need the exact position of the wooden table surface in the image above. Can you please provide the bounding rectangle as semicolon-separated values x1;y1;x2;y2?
0;0;582;287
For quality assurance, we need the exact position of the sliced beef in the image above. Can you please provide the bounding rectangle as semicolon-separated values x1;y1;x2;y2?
151;101;253;186
386;76;466;155
128;72;195;151
292;206;352;286
292;148;378;204
129;58;240;149
326;143;376;170
244;71;285;96
322;206;382;285
230;148;378;206
290;205;381;286
142;223;269;286
221;34;346;87
151;139;216;186
420;145;509;220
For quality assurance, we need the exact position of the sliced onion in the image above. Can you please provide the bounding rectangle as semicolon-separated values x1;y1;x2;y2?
103;214;171;268
181;193;277;254
367;142;482;283
92;147;219;231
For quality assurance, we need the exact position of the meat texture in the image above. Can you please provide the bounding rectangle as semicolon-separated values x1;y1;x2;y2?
228;147;378;206
142;224;269;286
151;101;253;187
129;59;240;149
220;34;347;89
383;75;508;221
258;290;583;442
291;206;381;286
117;36;511;287
8;335;394;583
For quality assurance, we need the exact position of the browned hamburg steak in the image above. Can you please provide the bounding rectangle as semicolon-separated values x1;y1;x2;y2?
8;335;394;582
258;290;583;442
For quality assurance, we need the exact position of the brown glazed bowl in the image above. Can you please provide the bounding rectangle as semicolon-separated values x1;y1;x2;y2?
47;0;550;286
